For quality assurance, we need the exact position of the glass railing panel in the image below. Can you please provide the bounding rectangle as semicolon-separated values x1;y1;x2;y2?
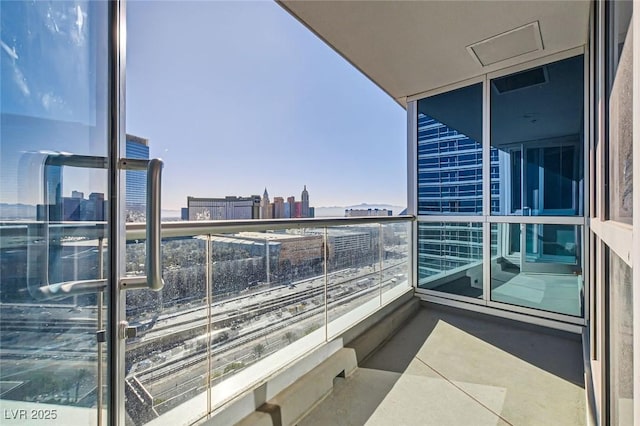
326;224;381;338
120;218;412;422
208;227;326;409
124;236;208;425
381;221;411;305
490;223;583;316
417;222;483;299
0;223;107;424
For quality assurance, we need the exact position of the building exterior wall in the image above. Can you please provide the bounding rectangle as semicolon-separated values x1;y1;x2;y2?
273;197;285;218
188;196;261;220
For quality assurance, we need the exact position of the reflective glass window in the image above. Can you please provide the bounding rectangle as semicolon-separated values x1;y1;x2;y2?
417;83;484;215
491;56;584;216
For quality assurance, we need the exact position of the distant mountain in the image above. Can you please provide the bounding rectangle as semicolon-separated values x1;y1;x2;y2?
314;204;405;218
162;209;182;219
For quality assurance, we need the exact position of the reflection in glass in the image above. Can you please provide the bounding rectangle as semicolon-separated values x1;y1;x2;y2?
326;225;381;337
490;56;584;216
125;237;208;424
381;222;411;305
490;223;582;316
417;83;485;215
1;2;109;423
417;222;483;298
608;249;633;425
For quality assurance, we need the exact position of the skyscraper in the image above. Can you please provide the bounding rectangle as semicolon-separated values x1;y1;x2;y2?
261;188;272;219
273;197;285;218
301;185;309;218
126;134;150;214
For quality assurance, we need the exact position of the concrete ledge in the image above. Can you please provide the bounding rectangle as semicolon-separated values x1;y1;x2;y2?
347;295;420;363
235;348;358;426
339;289;416;348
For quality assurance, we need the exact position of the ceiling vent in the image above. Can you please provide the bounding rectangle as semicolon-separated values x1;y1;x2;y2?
492;66;548;94
467;22;544;67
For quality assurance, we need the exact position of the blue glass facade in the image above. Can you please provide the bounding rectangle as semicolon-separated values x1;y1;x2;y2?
417;83;490;215
417;116;482;214
126;135;149;213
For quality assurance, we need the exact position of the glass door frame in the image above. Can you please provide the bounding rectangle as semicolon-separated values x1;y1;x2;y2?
409;45;589;328
108;1;127;424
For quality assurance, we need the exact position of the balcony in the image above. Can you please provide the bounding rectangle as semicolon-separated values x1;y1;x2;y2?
0;216;414;425
0;214;592;425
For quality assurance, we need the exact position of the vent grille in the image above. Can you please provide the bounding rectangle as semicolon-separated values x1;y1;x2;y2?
492;66;547;94
467;22;543;67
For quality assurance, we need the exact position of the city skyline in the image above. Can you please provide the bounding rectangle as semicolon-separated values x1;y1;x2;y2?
187;185;315;220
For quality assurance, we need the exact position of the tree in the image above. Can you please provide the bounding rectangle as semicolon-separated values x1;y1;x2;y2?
253;343;265;359
304;322;321;336
282;331;297;344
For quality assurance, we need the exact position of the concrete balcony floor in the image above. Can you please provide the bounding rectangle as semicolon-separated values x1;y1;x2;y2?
299;303;585;426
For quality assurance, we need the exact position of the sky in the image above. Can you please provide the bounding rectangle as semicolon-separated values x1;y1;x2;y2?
126;0;406;210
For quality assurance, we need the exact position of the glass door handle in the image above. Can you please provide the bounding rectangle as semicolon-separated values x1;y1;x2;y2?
24;152;109;300
120;158;165;291
24;152;164;299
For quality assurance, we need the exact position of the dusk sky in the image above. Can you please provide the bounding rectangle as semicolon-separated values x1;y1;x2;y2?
126;1;406;211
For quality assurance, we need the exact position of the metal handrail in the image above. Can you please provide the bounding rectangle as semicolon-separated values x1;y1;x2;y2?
125;214;414;240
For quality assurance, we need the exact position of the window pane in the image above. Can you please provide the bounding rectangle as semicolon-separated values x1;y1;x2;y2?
417;84;483;215
490;223;583;316
1;2;110;423
491;56;584;216
417;222;483;298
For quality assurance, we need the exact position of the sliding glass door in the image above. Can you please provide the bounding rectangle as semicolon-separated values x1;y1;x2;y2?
414;52;586;320
1;2;114;424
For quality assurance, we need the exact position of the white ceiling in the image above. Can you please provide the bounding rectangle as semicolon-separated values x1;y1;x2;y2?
278;1;590;107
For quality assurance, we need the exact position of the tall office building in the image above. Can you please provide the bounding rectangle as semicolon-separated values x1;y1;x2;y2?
62;191;105;221
293;201;302;218
286;196;295;218
125;134;149;214
273;197;285;218
301;185;309;218
36;164;63;221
